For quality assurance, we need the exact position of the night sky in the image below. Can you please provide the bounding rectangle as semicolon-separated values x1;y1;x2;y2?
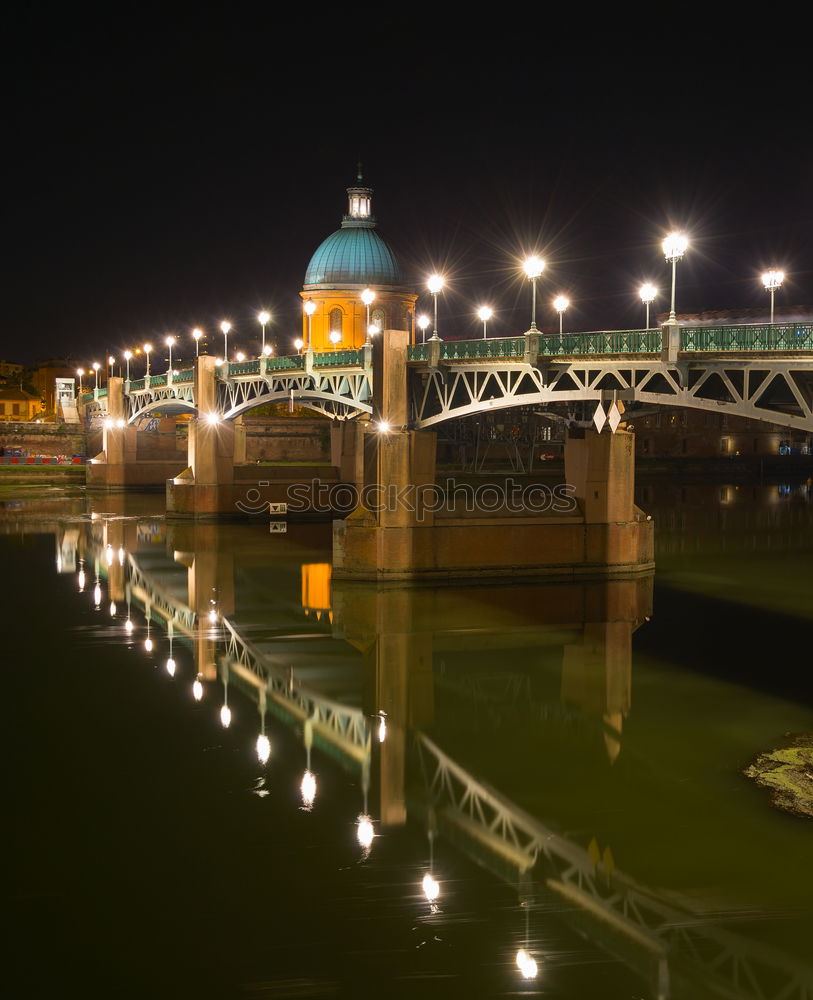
6;20;812;368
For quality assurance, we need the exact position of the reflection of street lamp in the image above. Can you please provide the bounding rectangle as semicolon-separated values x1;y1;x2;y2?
303;299;316;348
427;274;444;341
361;288;376;346
165;628;176;677
192;673;203;701
477;305;493;339
553;295;569;334
256;692;270;764
761;270;784;324
662;232;689;322
417;314;430;344
639;283;657;330
523;256;545;330
301;769;317;809
192;328;203;357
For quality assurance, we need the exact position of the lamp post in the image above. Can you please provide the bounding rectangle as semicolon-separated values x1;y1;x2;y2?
553;295;569;335
294;338;304;354
477;306;493;339
417;314;430;344
143;343;152;377
123;350;132;380
220;321;231;361
761;270;784;324
303;299;316;349
361;288;376;346
165;335;176;373
523;256;545;331
427;274;444;341
107;355;115;380
262;343;273;357
76;368;85;393
662;232;689;322
639;283;657;329
92;362;101;390
192;328;203;357
258;310;270;355
329;330;341;351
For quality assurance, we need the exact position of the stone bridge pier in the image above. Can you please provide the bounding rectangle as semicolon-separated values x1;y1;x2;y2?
333;331;654;580
86;377;188;489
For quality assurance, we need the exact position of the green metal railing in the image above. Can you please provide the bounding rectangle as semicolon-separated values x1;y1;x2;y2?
441;337;526;360
264;354;304;371
149;374;168;388
227;359;261;376
312;349;364;367
541;329;661;355
681;323;813;352
408;344;429;362
174;368;194;383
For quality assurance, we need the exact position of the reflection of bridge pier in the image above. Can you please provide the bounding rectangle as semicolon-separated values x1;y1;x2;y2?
169;521;235;681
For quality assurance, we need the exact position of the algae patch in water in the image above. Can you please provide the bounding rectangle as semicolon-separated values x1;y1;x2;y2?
744;734;813;819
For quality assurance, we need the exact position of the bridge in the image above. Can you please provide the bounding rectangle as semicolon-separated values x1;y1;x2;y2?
56;514;813;1000
81;321;813;580
83;322;813;432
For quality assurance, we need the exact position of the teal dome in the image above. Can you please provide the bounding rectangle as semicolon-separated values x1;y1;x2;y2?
304;226;403;288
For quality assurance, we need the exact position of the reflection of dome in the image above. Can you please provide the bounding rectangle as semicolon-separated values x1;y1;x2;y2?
304;227;402;287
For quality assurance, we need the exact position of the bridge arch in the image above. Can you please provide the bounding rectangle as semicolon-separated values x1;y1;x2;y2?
411;361;813;433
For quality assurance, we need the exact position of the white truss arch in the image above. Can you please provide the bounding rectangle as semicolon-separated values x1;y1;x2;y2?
411;360;813;432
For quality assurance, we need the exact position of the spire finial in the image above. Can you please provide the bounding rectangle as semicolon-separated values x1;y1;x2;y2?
357;159;363;182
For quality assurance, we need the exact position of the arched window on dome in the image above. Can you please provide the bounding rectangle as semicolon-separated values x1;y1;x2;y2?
371;307;386;333
329;308;343;339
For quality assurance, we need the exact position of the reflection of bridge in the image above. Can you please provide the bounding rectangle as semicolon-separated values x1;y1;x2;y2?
85;323;813;431
68;517;813;1000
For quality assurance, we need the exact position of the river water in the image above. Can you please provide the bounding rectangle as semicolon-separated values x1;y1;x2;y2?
3;478;812;999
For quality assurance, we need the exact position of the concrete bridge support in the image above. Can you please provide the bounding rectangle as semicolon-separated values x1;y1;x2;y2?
334;332;654;580
86;378;188;489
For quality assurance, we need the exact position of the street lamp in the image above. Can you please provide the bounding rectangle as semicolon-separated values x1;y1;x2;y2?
107;355;115;379
662;232;689;322
92;362;101;390
192;328;203;356
235;351;246;363
477;306;493;339
361;288;376;346
553;295;570;335
417;314;430;344
143;343;152;377
258;310;270;354
303;299;316;349
123;350;132;380
523;256;545;331
165;335;176;372
639;283;657;330
219;321;231;360
427;274;444;341
262;343;273;357
329;330;341;351
761;270;784;324
76;368;85;392
294;337;304;353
